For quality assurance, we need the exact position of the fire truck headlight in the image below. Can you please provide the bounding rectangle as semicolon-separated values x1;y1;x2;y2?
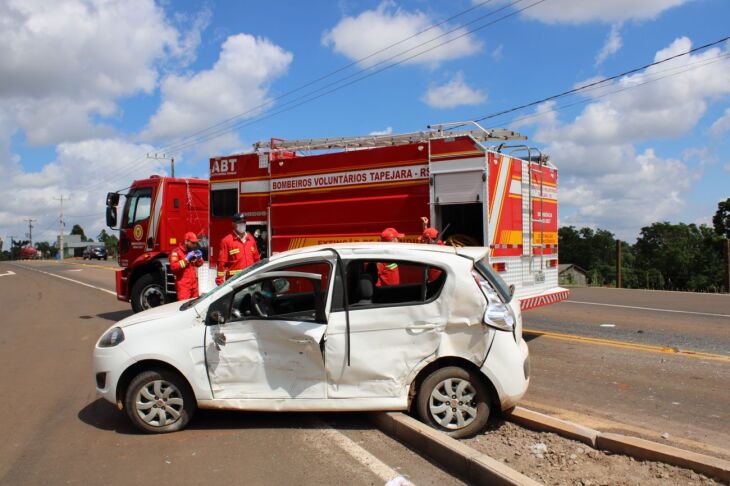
98;327;125;348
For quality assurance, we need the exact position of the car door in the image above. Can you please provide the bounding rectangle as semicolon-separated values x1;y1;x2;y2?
325;259;448;398
204;268;330;399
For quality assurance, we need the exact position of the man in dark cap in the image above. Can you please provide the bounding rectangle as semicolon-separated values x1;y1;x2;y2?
215;213;260;285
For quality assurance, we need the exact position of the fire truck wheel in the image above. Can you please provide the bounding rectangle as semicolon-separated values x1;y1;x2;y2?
131;273;167;313
416;366;491;439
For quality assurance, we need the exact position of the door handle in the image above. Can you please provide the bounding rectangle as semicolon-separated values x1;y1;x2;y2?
288;338;311;344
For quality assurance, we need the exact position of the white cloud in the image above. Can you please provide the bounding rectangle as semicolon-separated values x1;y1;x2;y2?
141;33;293;143
710;107;730;137
595;24;623;65
517;0;689;24
514;37;730;238
491;44;504;62
0;138;169;244
422;72;486;109
370;127;393;135
0;0;208;145
322;2;482;68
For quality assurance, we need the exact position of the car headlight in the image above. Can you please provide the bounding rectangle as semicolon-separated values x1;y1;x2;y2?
98;327;125;347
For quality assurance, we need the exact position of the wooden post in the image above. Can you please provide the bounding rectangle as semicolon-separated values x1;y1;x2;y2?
725;238;730;293
616;239;622;289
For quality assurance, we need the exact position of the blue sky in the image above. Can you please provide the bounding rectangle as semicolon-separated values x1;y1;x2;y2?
1;0;729;245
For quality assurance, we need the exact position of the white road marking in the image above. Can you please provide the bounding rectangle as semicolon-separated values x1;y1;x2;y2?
9;264;116;296
312;420;407;484
563;300;730;318
599;323;616;328
0;270;16;277
65;269;83;272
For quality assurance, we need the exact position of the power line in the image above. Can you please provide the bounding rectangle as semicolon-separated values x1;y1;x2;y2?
81;0;543;191
467;34;730;124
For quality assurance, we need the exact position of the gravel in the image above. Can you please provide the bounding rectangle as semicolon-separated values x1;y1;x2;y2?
461;420;726;486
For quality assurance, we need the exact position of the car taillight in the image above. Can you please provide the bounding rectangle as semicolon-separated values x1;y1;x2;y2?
472;270;515;332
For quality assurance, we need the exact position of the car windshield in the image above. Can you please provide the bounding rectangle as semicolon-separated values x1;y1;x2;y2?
179;258;270;311
474;256;512;303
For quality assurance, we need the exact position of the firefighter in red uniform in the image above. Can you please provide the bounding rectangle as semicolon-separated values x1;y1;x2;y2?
377;227;403;286
170;232;204;301
216;213;261;285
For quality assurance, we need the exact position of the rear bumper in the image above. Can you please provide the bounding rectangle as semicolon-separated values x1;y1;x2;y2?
480;331;530;411
519;287;570;311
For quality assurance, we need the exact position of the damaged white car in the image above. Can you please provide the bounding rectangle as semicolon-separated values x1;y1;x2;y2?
93;243;530;438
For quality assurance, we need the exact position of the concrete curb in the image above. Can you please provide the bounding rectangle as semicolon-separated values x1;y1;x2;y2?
508;407;598;447
371;412;541;486
507;406;730;483
597;433;730;483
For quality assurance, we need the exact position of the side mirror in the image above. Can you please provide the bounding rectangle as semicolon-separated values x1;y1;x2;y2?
208;310;226;325
509;284;516;297
106;192;120;207
106;206;117;228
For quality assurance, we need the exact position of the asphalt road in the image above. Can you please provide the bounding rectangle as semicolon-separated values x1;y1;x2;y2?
0;261;462;486
522;287;730;460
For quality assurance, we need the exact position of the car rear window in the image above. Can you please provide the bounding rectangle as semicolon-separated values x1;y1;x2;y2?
475;256;512;303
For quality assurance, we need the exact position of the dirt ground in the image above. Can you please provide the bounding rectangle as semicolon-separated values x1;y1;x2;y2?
461;421;726;486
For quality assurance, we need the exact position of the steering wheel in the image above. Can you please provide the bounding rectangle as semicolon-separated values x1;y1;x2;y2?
252;291;271;317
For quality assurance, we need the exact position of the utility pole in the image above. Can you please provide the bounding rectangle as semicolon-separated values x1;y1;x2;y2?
25;218;37;246
724;238;730;294
615;239;622;288
8;236;17;260
53;195;67;260
146;152;174;178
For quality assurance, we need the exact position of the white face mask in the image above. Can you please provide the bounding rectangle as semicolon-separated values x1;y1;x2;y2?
236;223;246;234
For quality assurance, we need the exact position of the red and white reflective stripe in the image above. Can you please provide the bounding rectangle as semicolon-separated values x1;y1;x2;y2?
519;289;570;311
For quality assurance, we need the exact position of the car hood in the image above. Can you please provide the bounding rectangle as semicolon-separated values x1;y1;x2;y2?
115;300;186;328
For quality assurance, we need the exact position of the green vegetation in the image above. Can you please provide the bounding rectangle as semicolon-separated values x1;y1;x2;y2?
559;199;730;292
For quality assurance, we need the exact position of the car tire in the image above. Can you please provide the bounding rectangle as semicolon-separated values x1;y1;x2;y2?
124;369;196;434
130;272;167;313
416;366;491;439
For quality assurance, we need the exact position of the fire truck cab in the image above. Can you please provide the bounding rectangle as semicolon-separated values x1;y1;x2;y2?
106;176;209;312
209;124;568;310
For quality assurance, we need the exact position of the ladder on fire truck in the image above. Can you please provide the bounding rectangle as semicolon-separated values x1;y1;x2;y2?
498;145;551;276
253;126;526;152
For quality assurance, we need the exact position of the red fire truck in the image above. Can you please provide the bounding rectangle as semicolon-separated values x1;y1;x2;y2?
106;175;209;312
209;125;569;310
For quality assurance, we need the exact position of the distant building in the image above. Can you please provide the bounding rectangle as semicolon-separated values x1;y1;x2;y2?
559;264;587;286
56;234;89;258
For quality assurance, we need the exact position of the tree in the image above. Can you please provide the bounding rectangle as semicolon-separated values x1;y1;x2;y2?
97;229;118;257
713;198;730;239
70;224;91;242
35;241;58;258
558;226;618;286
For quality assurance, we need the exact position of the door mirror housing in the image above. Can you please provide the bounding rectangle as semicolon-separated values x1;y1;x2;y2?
106;206;118;228
208;310;226;325
106;192;120;207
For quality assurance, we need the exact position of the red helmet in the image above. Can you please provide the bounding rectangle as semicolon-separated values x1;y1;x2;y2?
380;227;404;242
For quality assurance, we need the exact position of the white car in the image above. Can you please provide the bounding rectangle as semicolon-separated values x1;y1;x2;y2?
93;243;530;438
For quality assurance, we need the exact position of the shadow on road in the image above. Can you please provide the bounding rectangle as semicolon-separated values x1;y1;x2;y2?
523;332;542;343
78;399;374;434
95;310;134;322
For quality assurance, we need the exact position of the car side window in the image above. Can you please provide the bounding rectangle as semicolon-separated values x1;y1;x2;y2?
228;260;331;323
345;260;446;308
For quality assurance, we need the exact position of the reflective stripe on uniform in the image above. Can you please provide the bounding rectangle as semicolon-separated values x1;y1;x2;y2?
229;269;242;274
386;263;398;270
216;271;225;276
179;260;186;268
229;248;240;255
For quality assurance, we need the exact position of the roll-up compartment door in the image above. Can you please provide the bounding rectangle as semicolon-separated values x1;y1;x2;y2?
433;170;484;204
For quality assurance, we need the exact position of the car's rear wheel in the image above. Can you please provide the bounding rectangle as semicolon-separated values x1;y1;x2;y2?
124;369;195;433
416;366;491;439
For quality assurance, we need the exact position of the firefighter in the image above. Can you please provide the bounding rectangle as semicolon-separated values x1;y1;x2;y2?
170;232;204;301
419;227;443;245
216;213;261;285
377;227;403;286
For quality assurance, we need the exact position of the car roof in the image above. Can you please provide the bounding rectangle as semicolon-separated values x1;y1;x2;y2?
269;242;488;262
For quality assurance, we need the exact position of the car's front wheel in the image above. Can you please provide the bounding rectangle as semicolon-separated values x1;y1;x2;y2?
124;369;195;433
416;366;491;439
